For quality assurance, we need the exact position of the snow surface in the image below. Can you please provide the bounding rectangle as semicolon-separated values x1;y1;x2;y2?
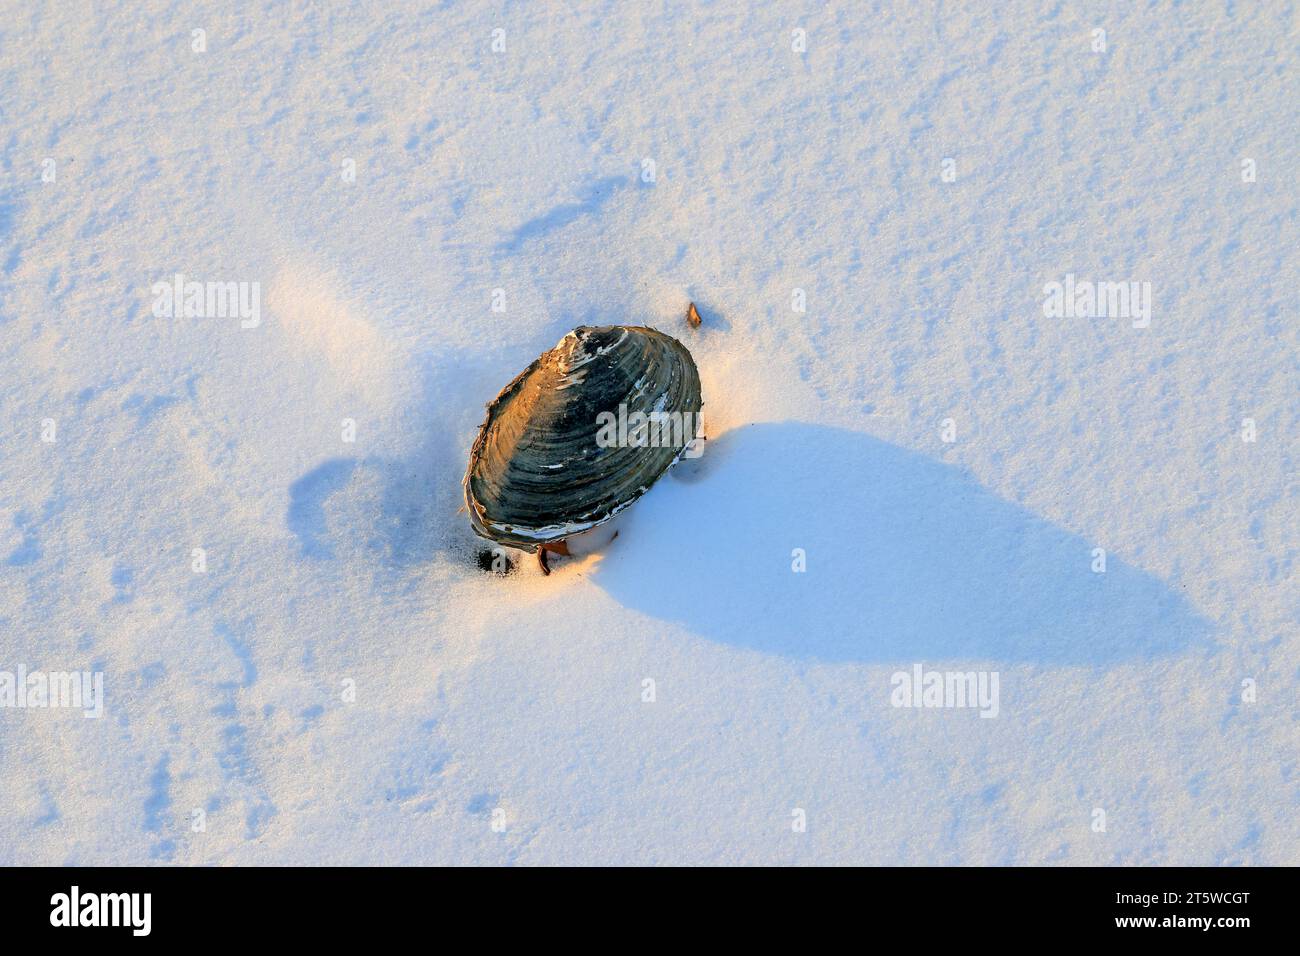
0;1;1296;865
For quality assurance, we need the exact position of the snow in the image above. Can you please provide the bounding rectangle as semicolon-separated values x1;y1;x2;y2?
0;1;1295;865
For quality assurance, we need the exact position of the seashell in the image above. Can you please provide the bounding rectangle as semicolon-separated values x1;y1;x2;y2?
464;326;703;561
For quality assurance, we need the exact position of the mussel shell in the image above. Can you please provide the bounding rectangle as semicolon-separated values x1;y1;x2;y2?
464;326;703;551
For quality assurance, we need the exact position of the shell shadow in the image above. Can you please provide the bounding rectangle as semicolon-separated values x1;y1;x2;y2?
592;422;1213;665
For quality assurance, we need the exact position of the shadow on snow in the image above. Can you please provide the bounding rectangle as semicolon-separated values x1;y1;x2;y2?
591;422;1211;666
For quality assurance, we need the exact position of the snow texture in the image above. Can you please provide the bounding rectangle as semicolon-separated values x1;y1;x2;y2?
0;1;1296;865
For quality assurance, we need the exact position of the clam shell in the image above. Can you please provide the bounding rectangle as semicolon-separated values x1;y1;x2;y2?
464;326;703;551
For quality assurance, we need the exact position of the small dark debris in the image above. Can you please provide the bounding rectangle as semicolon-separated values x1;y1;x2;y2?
687;301;702;328
477;547;515;575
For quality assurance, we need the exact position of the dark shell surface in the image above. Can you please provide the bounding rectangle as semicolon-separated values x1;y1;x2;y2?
464;326;703;551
